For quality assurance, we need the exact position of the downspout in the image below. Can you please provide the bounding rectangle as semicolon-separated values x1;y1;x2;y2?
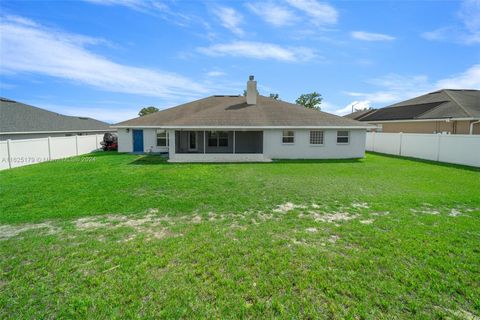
470;120;480;135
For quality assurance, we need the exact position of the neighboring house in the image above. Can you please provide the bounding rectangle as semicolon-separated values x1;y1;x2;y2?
344;108;377;121
112;76;371;162
345;89;480;134
0;98;115;140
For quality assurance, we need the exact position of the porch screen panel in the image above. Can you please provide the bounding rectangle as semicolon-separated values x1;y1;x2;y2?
234;131;263;153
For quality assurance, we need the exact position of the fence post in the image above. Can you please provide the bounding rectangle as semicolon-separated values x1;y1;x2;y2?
6;139;12;169
47;137;52;160
75;135;79;156
436;133;441;162
399;132;403;156
371;131;375;152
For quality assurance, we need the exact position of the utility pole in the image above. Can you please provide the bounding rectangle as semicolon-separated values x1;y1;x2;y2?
351;102;359;113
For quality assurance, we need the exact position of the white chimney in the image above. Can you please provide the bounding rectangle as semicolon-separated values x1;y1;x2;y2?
246;75;257;105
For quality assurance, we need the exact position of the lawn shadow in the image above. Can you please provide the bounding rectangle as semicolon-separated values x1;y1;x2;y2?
84;151;120;158
128;155;365;166
271;158;364;164
129;155;169;165
367;151;480;172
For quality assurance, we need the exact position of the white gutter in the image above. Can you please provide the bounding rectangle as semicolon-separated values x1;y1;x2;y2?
0;129;115;135
365;118;478;124
470;120;480;134
111;125;374;129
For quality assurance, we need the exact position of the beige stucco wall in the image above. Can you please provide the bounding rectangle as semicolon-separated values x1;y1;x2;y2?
374;120;479;135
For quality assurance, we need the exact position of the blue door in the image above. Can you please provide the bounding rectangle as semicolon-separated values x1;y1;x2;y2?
133;129;144;152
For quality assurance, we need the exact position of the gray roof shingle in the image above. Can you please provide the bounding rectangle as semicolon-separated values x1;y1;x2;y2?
114;95;368;128
0;98;113;133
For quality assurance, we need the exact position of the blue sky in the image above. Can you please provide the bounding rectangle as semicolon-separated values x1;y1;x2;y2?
1;0;479;123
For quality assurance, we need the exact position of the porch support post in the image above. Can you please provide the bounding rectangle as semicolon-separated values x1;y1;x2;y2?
203;130;206;154
233;131;236;154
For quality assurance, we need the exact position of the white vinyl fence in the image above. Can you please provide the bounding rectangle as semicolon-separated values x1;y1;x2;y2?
0;134;104;170
366;132;480;167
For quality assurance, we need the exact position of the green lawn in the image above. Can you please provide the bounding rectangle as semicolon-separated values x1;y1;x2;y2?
0;152;479;319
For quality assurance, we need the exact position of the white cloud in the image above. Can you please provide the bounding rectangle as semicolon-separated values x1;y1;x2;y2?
422;0;480;44
285;0;338;25
334;101;372;116
212;7;244;36
459;0;480;33
83;0;204;29
0;15;206;99
421;27;450;41
421;26;480;45
342;64;480;110
246;2;297;27
206;71;226;77
351;31;395;41
436;64;480;88
197;41;317;62
83;0;168;13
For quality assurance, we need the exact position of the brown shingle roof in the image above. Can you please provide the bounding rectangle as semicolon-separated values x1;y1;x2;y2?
114;95;369;128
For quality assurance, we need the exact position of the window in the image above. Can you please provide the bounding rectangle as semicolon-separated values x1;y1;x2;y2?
156;129;168;147
208;131;229;147
218;131;228;147
310;131;324;145
189;132;197;150
337;130;349;144
282;130;295;144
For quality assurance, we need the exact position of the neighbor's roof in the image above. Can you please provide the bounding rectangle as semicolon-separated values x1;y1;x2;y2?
344;108;377;120
0;98;113;133
114;95;369;128
360;89;480;122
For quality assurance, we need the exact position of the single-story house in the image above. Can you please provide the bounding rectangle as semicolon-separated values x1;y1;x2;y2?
112;76;371;162
345;89;480;135
0;97;115;140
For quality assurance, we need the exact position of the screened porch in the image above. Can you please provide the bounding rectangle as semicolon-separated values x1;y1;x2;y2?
175;131;263;154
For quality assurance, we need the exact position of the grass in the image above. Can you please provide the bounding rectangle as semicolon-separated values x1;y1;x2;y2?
0;152;479;318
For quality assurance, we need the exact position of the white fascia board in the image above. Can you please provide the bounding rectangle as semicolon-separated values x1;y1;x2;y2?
365;118;479;124
111;125;374;129
0;129;116;135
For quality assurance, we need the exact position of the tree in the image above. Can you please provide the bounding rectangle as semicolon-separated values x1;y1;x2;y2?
295;92;322;110
269;93;279;100
138;106;159;117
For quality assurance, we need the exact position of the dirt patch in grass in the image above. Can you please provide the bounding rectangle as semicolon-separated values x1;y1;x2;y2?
351;202;370;209
73;209;180;241
0;222;59;240
273;202;307;213
410;205;479;217
360;219;375;225
309;211;359;223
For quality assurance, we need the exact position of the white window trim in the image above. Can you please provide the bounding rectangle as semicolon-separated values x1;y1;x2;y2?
282;130;295;144
336;130;350;145
156;129;169;147
309;130;325;146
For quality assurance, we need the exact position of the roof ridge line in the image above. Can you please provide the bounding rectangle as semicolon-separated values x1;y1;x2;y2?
443;90;473;117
